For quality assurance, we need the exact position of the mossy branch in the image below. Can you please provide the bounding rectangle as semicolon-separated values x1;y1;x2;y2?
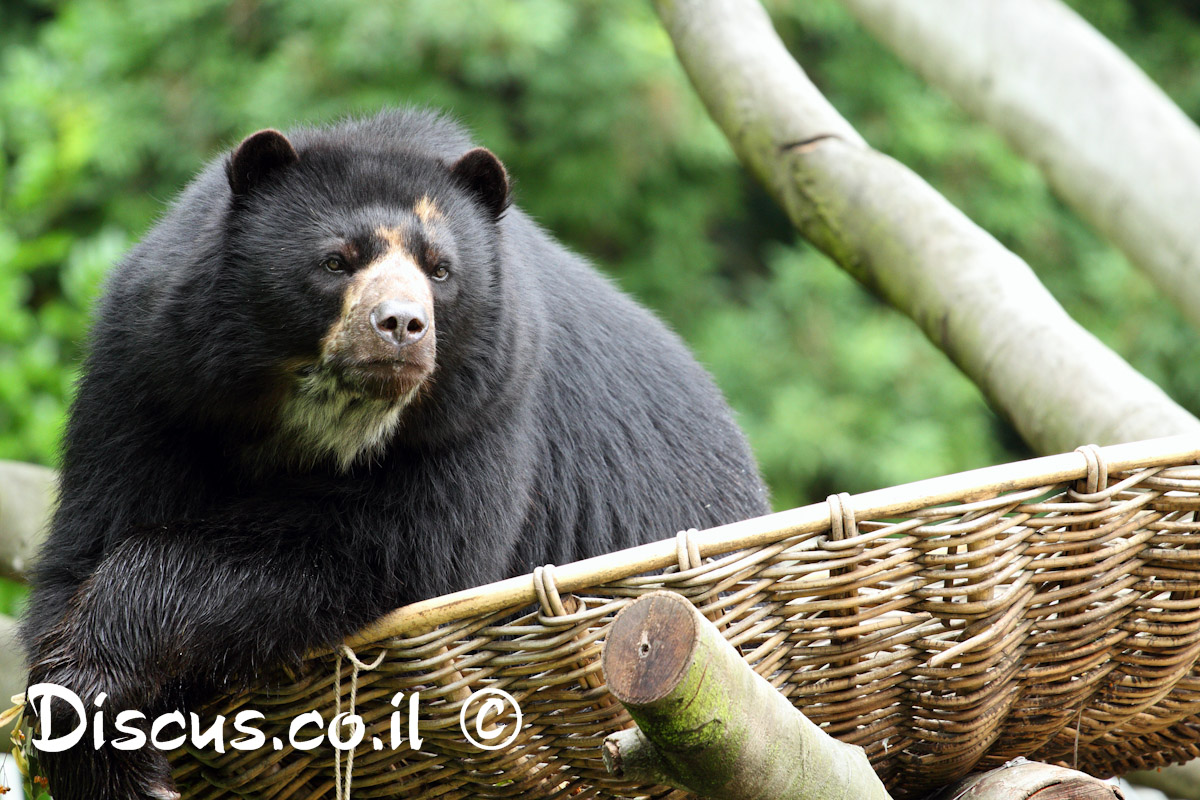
600;591;890;800
598;593;1128;800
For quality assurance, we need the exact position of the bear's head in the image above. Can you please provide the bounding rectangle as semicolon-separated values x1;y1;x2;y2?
220;128;510;473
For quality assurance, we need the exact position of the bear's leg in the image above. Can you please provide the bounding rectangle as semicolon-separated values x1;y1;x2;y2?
25;524;377;800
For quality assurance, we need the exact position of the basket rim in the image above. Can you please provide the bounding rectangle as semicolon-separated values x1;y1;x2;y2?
345;433;1200;646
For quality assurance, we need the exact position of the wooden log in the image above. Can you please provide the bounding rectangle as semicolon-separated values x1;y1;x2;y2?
600;590;890;800
599;592;1126;800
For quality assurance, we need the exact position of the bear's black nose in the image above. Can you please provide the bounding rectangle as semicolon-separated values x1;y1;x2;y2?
370;300;428;348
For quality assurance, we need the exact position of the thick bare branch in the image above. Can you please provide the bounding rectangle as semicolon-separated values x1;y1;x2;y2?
924;759;1122;800
0;460;55;583
1126;760;1200;799
841;0;1200;331
0;613;24;741
652;0;1200;454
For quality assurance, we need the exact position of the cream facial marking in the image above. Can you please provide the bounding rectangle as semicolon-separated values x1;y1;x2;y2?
255;231;438;473
414;195;442;226
319;230;435;363
376;225;405;251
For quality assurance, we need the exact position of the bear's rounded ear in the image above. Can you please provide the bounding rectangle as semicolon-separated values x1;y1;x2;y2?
449;147;510;220
227;129;299;197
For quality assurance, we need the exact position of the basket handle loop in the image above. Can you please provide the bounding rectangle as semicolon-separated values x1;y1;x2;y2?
534;563;569;618
675;528;703;572
827;492;857;542
1074;443;1110;496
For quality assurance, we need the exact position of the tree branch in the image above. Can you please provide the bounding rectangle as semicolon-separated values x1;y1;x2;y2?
839;0;1200;332
1126;761;1200;800
652;0;1200;454
923;758;1122;800
601;591;891;800
0;613;25;741
0;459;55;583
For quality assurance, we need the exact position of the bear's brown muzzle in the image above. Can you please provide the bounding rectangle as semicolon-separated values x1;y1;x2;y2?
320;251;437;399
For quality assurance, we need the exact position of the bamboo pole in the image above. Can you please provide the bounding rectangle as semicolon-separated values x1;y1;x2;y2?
347;434;1200;643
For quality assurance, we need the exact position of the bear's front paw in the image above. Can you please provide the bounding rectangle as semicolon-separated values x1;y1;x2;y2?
126;746;181;800
38;742;180;800
146;785;182;800
136;753;182;800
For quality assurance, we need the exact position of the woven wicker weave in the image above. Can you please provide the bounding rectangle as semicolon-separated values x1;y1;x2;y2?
170;435;1200;799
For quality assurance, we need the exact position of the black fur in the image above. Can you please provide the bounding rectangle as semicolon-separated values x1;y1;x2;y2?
21;108;769;800
226;129;299;197
449;147;510;220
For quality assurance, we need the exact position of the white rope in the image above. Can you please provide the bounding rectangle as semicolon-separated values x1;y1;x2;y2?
333;645;387;800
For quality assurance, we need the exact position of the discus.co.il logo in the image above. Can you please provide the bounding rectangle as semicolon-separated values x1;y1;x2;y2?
25;683;524;754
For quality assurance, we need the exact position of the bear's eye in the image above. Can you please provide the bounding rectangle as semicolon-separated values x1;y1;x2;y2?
322;255;347;274
431;262;451;282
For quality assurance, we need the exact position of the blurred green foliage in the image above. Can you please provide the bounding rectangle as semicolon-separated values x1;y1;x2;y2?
2;0;1199;625
0;578;23;620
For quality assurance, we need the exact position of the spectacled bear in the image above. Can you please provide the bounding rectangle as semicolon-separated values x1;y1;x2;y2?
21;108;769;800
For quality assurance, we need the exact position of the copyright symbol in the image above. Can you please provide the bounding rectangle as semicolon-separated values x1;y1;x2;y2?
459;687;522;751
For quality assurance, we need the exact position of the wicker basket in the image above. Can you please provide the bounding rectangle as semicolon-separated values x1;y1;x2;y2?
171;434;1200;799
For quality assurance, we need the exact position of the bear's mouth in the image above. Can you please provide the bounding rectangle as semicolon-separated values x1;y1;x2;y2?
335;359;433;400
292;358;432;402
